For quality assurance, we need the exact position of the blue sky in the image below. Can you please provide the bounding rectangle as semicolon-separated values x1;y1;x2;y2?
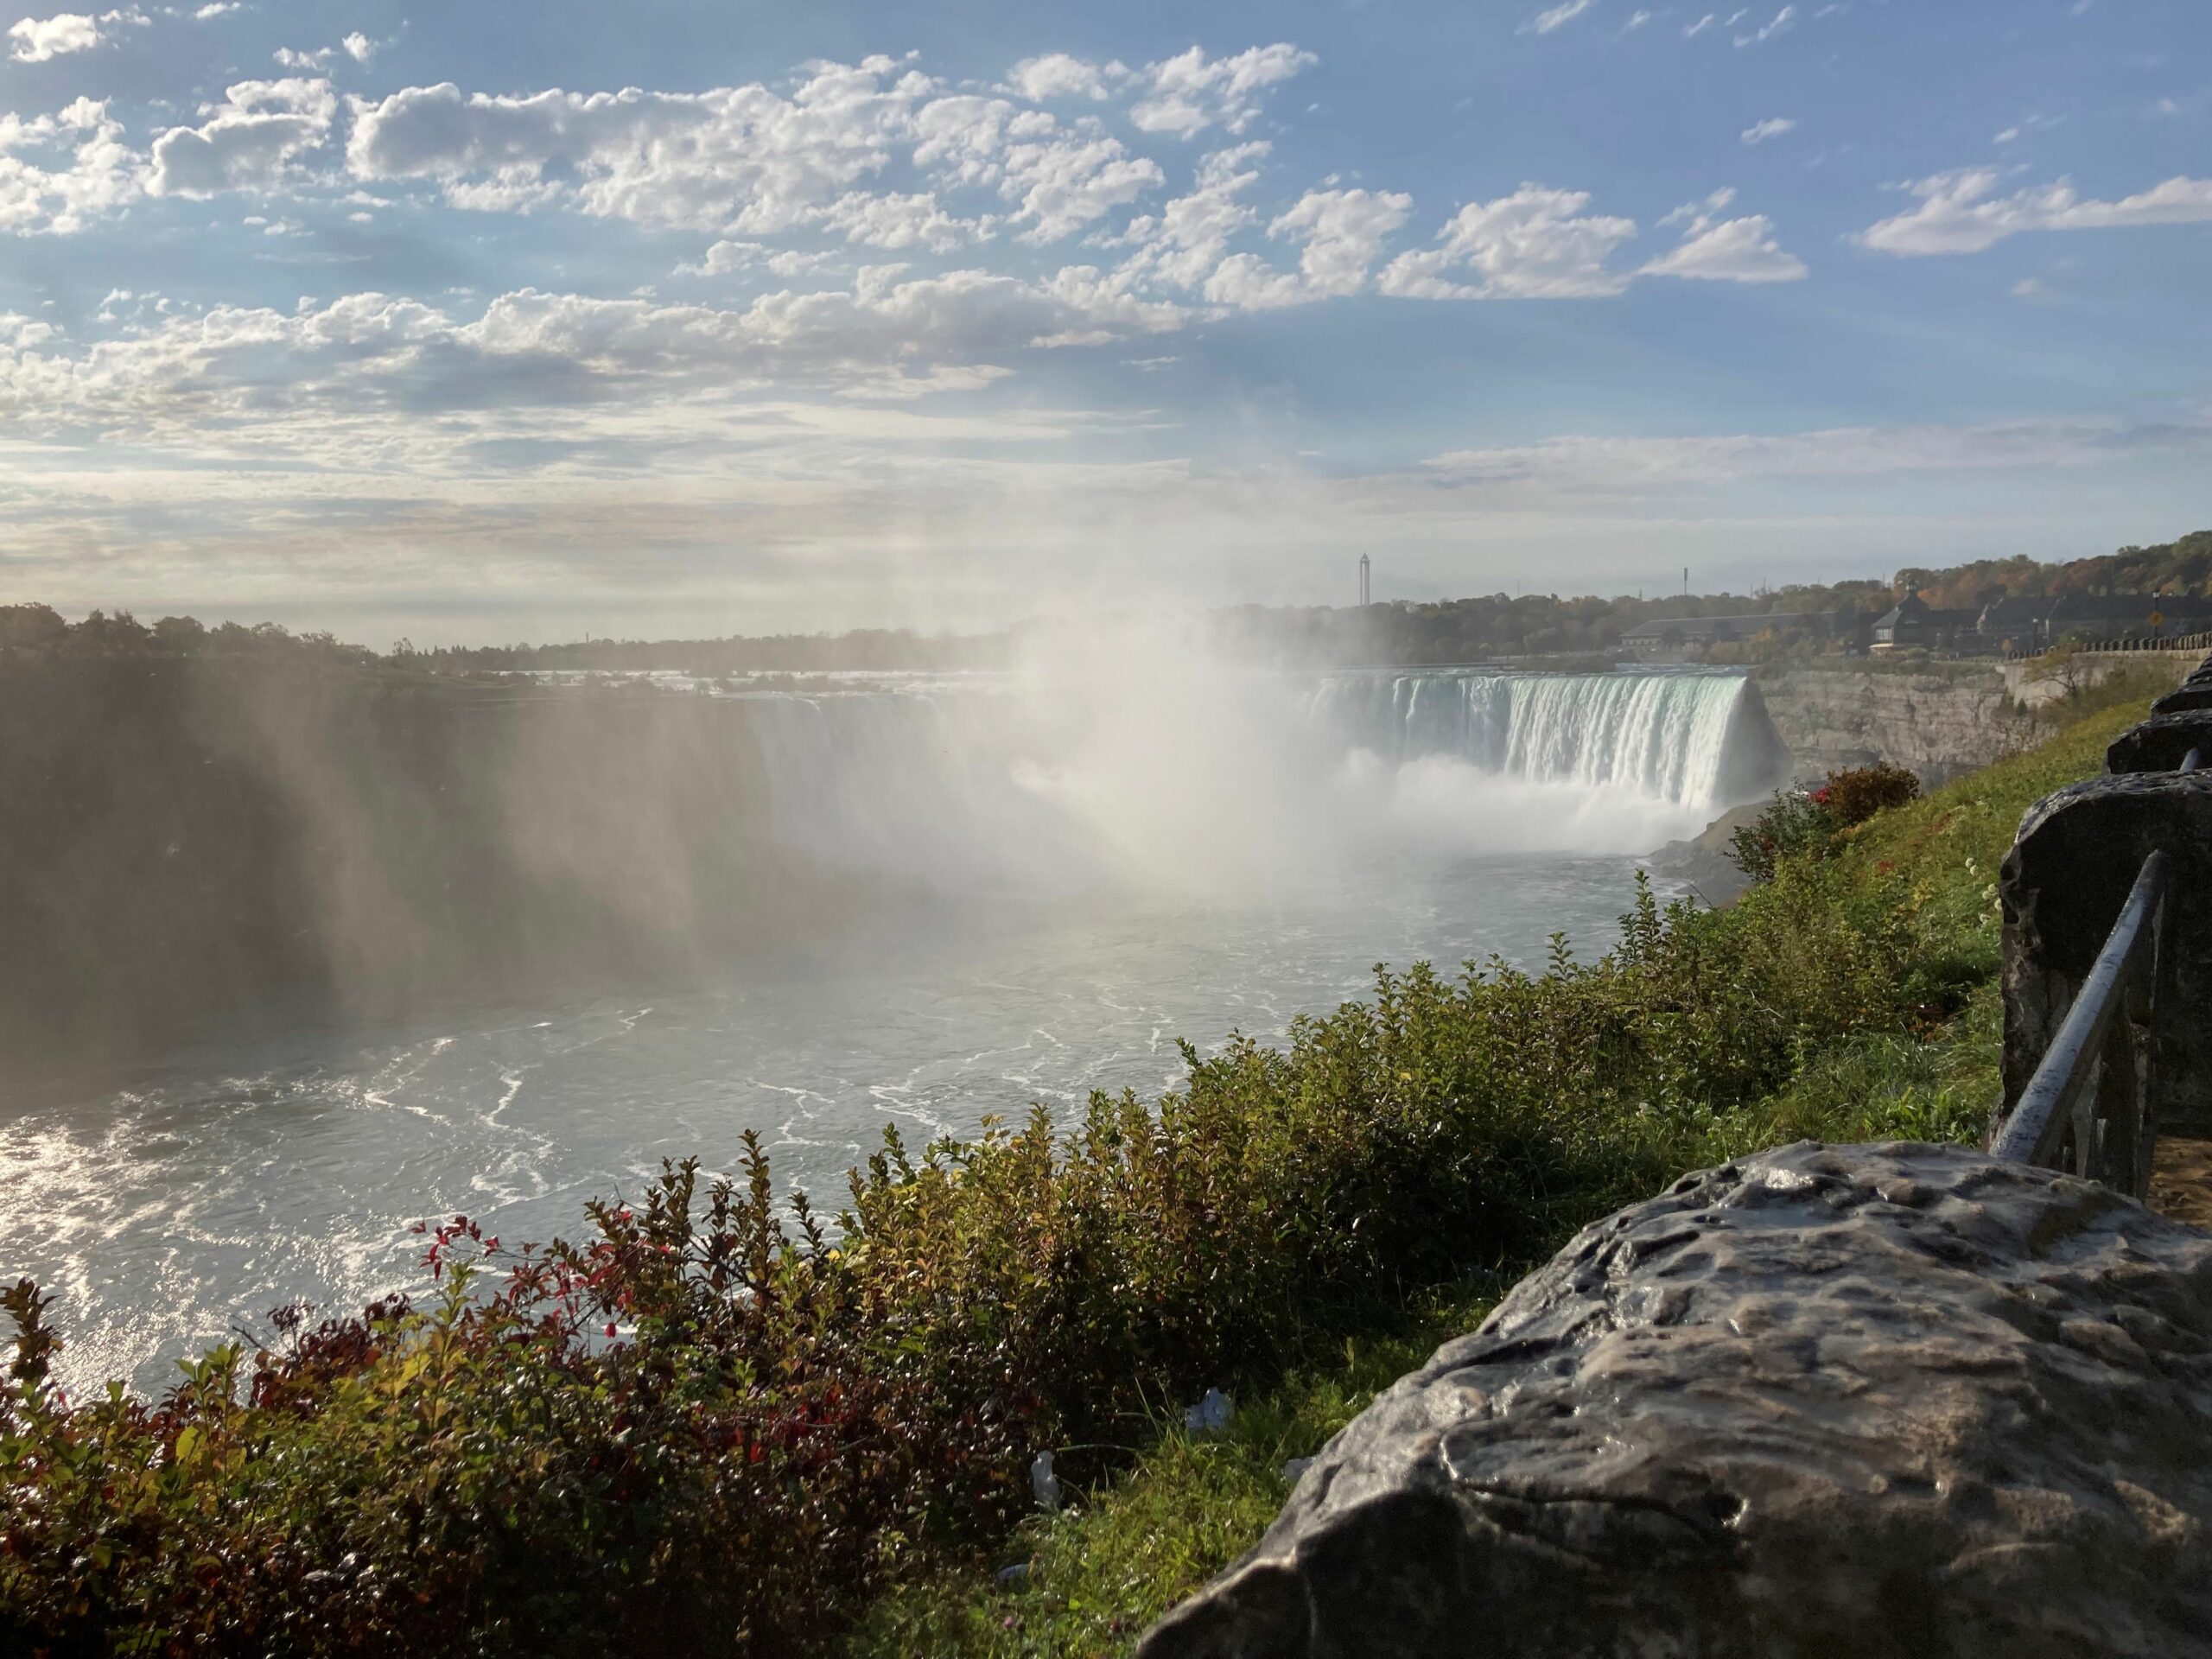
0;0;2207;640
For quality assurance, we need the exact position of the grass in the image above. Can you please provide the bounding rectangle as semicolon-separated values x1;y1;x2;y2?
845;689;2163;1659
845;1276;1503;1659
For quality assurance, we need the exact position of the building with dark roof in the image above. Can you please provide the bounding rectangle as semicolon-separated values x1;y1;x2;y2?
1871;590;1976;652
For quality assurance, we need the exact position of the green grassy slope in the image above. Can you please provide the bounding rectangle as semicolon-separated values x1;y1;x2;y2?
849;693;2155;1659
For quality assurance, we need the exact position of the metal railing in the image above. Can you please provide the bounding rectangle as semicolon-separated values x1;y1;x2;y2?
1994;747;2199;1191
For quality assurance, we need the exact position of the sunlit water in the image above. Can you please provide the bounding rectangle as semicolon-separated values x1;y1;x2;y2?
4;850;1688;1398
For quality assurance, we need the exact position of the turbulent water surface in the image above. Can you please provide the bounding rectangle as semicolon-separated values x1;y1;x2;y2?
4;668;1770;1396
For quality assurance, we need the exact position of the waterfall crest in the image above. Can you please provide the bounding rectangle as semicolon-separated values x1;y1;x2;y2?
1304;671;1776;812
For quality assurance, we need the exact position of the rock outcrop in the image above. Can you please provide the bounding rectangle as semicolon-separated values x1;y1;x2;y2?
1755;666;2037;786
2107;709;2212;774
1645;800;1760;906
1139;1141;2212;1659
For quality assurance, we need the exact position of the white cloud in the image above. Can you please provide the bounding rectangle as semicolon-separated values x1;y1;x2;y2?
348;60;932;233
7;5;144;61
1;271;1185;429
906;94;1163;243
1683;13;1716;36
272;45;333;70
1734;5;1794;44
812;189;981;251
1645;188;1805;282
1522;0;1597;34
1205;186;1409;310
0;96;142;232
1741;117;1796;144
675;238;762;276
1007;52;1122;102
1116;142;1268;289
192;2;237;16
1379;185;1637;299
1624;10;1653;29
340;30;374;63
0;309;58;347
1643;213;1807;282
1128;43;1315;139
1860;167;2212;256
998;126;1162;243
1993;126;2021;145
150;78;337;196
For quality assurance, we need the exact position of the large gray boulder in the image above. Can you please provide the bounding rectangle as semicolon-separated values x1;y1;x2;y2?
1139;1141;2212;1659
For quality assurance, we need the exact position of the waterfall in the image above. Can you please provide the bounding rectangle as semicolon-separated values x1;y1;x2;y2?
1303;670;1779;812
737;669;1786;887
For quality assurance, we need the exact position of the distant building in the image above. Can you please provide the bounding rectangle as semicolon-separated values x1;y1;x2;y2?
1870;588;1980;653
1975;593;2212;653
1974;597;2048;653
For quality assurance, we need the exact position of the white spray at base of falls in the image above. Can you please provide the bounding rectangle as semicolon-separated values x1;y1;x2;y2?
739;667;1782;897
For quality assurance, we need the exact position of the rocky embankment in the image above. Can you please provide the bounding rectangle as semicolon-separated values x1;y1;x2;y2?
1754;664;2036;787
1141;1141;2212;1659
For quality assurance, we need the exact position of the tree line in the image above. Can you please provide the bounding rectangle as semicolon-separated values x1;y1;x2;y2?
7;528;2206;671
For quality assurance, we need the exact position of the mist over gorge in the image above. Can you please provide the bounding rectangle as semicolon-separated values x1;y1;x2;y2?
0;633;1787;1075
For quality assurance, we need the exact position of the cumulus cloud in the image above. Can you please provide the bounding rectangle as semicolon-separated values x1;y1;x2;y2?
1860;168;2212;255
1115;142;1268;289
998;126;1161;243
1741;117;1796;144
348;60;931;233
1128;43;1315;139
1642;187;1806;281
192;1;237;16
812;189;981;251
1007;52;1122;102
150;77;336;196
1643;214;1807;282
0;96;141;232
7;5;144;61
1379;185;1637;299
0;270;1187;449
906;94;1163;243
1205;186;1411;310
340;30;374;63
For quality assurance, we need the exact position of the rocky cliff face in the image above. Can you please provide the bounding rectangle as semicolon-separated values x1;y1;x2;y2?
1140;1141;2212;1659
1754;665;2037;785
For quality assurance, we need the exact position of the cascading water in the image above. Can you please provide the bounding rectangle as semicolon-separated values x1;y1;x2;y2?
1303;670;1782;814
739;668;1789;888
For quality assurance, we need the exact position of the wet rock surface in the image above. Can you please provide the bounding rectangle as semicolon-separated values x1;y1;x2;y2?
1139;1141;2212;1659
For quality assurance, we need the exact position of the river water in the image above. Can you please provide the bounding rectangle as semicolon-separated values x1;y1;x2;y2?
3;668;1765;1397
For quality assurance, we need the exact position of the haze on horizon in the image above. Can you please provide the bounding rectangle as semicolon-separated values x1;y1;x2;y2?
1;0;2208;645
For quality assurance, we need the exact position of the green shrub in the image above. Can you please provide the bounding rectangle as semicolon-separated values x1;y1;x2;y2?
1726;788;1836;882
1819;762;1920;827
